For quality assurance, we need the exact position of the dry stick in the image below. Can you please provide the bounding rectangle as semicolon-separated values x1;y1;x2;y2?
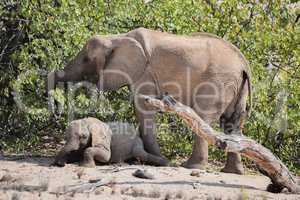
142;95;299;194
52;179;111;194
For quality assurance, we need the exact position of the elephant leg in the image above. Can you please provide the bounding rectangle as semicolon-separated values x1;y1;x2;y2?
135;103;161;157
81;147;111;167
220;126;244;174
183;133;208;169
221;152;244;174
220;116;244;174
132;138;169;166
220;82;248;175
182;116;211;169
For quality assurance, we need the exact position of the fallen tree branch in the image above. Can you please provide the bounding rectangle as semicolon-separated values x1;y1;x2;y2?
142;95;299;194
97;166;143;173
52;179;111;194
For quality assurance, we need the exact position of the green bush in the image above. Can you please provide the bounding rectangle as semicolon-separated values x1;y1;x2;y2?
0;0;299;174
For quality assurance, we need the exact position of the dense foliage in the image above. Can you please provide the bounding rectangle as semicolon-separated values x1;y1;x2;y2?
0;0;299;173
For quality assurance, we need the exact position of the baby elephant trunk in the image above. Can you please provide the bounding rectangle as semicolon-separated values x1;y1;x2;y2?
54;139;80;167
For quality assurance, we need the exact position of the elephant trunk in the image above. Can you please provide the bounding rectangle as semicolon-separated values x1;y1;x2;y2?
46;70;66;96
46;67;84;93
46;71;56;96
55;66;83;83
54;139;80;166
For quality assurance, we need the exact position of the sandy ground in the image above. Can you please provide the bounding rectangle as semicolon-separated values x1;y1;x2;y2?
0;156;299;200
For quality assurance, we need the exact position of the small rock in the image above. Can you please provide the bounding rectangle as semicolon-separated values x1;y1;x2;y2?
219;180;226;184
132;169;154;179
206;169;213;173
281;188;289;193
190;170;200;177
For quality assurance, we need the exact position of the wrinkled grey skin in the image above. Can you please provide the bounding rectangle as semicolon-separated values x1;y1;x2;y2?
53;117;168;167
48;28;251;174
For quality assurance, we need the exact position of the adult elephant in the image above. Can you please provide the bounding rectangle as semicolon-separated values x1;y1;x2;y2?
48;28;251;174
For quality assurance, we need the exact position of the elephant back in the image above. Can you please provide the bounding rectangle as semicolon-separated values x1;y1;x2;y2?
107;122;139;162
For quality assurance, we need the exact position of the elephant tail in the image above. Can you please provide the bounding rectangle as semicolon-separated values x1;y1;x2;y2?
220;70;252;135
235;70;252;118
243;70;252;117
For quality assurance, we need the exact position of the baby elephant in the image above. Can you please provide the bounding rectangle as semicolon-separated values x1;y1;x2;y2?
53;117;168;167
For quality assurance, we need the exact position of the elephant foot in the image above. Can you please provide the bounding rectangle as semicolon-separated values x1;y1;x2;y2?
221;164;244;175
157;157;170;166
221;152;244;175
182;158;207;169
147;155;169;166
183;135;208;169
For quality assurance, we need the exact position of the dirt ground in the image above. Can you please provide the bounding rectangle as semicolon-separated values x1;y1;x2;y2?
0;156;299;200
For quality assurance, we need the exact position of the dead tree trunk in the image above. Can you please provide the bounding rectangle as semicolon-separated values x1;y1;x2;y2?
142;95;299;194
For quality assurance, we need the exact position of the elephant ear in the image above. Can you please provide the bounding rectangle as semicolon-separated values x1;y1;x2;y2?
100;37;148;88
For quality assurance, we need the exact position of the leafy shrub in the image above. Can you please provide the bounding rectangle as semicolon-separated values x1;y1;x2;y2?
0;0;299;174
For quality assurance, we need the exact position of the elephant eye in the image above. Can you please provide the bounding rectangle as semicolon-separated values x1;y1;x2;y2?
83;56;89;63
